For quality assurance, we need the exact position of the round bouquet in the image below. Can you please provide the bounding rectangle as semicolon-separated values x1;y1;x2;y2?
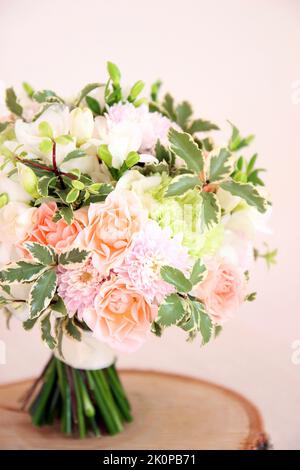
0;62;273;438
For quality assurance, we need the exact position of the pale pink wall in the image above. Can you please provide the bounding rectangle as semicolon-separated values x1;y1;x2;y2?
0;0;299;449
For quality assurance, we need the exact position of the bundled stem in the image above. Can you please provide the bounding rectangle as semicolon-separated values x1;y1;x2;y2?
24;356;132;438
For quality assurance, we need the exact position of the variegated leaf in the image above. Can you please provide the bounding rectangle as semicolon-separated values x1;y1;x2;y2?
220;180;268;213
199;192;221;230
24;242;55;265
29;269;57;318
165;174;201;197
208;148;234;183
0;261;47;284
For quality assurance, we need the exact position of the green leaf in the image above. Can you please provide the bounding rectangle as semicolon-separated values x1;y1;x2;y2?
125;151;140;168
220;180;268;213
59;248;89;266
1;261;46;284
23;317;39;331
75;82;102;106
72;180;85;190
168;128;204;173
41;312;56;349
208;148;234;183
33;89;60;103
38;121;53;139
160;266;192;293
200;192;221;229
151;321;163;337
214;324;222;338
51;296;67;316
176;101;193;130
199;309;213;344
166;174;201;197
0;192;9;208
54;134;73;145
98;144;113;167
150;80;162;102
128;80;145;102
85;95;101;115
39;139;53;154
246;154;257;174
107;62;121;86
38;175;55;197
157;294;185;326
0;122;10;133
228;122;254;152
59;206;74;225
62;149;86;164
155;140;173;165
24;242;55;265
22;82;34;98
188;119;219;134
5;88;23;117
247;169;266;187
190;259;207;286
162;93;177;120
66;188;79;203
65;317;81;341
29;269;57;318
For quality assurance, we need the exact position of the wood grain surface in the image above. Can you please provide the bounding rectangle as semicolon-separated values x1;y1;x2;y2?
0;370;267;450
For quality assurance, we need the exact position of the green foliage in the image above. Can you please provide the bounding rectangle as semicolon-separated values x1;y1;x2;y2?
75;83;103;106
199;192;221;229
160;266;192;293
168;128;204;173
188;119;219;134
58;248;89;266
85;95;101;115
128;80;145;103
5;87;23;117
62;149;86;164
175;101;193;130
208;148;234;183
98;144;112;167
22;82;35;98
0;261;46;284
190;259;207;286
254;245;277;268
29;269;57;318
150;80;162;102
157;293;185;326
41;312;57;349
64;317;82;341
228;122;254;152
24;242;55;265
165;174;201;197
220;180;268;213
232;154;266;187
33;89;63;104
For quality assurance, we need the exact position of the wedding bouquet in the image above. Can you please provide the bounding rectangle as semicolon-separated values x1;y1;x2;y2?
0;62;274;438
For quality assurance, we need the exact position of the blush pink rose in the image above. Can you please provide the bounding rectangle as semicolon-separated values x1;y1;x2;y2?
193;259;246;324
83;276;157;352
76;190;146;275
21;202;88;253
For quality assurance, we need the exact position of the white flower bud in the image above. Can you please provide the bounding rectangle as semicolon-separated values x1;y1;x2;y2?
69;107;94;145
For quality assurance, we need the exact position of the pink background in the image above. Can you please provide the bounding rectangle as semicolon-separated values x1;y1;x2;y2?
0;0;299;449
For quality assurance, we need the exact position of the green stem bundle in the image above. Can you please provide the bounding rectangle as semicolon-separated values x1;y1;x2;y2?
25;356;132;438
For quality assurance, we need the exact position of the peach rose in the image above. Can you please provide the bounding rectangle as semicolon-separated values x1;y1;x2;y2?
76;190;146;274
193;259;246;324
21;202;87;253
83;276;157;352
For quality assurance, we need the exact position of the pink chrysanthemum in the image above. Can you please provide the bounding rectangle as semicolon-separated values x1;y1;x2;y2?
57;258;104;320
115;220;191;304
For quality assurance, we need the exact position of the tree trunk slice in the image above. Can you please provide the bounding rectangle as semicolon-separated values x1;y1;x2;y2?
0;370;268;450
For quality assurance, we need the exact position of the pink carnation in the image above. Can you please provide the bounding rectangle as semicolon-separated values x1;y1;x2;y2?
116;220;191;304
57;258;104;320
84;275;157;353
193;259;246;324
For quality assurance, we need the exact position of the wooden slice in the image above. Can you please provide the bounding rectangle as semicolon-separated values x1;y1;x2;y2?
0;370;267;450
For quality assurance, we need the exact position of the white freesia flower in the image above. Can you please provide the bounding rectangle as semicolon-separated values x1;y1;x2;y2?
0;174;32;203
0;201;35;244
108;121;142;169
15;104;75;165
69;107;94;145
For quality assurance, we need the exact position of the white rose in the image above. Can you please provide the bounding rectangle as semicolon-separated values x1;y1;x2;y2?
69;107;94;145
0;201;35;244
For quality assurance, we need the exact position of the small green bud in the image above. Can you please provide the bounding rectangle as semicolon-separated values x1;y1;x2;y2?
0;192;9;208
107;61;121;86
128;80;145;102
98;144;112;167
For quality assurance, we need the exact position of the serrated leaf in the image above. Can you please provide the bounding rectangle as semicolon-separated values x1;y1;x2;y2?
155;140;173;165
5;88;23;117
220;180;268;213
161;266;192;293
51;296;67;316
33;89;61;103
29;269;57;318
176;101;193;130
166;174;201;197
85;95;101;115
1;261;46;284
58;248;89;266
188;119;219;134
162;93;176;120
76;82;103;106
24;242;55;265
157;294;185;326
190;259;207;286
200;192;221;229
228;122;254;152
23;317;39;331
199;308;213;344
168;128;204;173
64;318;81;341
41;312;57;349
59;206;74;225
209;148;234;183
